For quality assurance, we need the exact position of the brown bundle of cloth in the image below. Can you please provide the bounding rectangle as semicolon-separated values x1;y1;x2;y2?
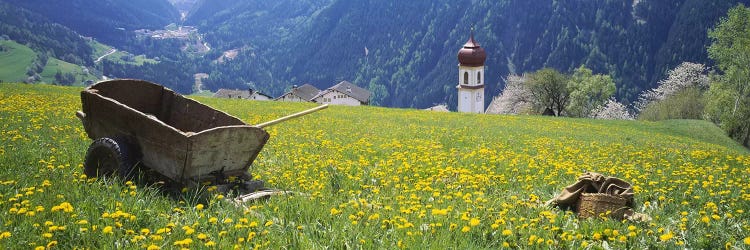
548;172;634;210
546;172;650;222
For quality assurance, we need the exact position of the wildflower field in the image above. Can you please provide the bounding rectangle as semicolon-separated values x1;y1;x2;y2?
1;83;749;249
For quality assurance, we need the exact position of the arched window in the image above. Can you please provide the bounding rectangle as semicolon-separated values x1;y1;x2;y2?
477;72;481;84
463;72;469;85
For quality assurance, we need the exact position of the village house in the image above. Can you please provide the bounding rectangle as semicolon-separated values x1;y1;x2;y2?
311;81;371;106
213;88;272;101
275;84;321;102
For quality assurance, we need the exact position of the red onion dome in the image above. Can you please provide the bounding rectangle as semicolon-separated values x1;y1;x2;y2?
457;32;486;67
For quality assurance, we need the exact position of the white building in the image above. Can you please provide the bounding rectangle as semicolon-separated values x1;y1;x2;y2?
312;81;371;106
456;30;487;113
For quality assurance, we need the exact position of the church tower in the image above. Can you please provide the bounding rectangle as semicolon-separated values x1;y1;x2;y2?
456;29;486;113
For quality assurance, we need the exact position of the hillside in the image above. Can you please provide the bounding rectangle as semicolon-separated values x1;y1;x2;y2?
188;0;750;108
0;40;98;85
0;83;748;249
2;0;748;108
1;0;179;48
0;40;35;82
0;2;93;66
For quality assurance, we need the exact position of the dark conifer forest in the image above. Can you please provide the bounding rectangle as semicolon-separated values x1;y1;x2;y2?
2;0;748;108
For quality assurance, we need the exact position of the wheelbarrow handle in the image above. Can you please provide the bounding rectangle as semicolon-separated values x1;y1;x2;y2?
255;104;328;128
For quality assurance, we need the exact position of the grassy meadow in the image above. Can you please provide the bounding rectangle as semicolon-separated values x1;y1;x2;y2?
0;41;97;85
0;41;36;82
39;58;98;86
1;83;749;249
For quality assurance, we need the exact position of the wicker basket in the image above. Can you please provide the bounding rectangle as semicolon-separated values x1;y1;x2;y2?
576;193;628;220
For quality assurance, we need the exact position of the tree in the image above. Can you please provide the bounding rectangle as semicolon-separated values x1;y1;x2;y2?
486;74;533;115
639;87;705;121
635;62;709;111
590;98;633;120
54;70;62;83
705;4;750;147
526;68;569;116
566;65;616;118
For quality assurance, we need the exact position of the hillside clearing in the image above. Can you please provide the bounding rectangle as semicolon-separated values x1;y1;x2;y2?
0;40;35;82
0;83;748;249
39;58;98;85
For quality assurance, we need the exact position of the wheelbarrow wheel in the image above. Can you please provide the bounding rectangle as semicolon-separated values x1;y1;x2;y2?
83;137;136;179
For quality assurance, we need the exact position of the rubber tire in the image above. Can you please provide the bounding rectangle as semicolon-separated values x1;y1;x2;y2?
83;138;136;179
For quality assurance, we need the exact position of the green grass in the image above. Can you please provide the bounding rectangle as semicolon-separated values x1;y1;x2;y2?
1;83;749;249
88;40;112;60
0;40;36;82
89;40;157;66
645;119;748;153
106;51;158;66
39;58;98;85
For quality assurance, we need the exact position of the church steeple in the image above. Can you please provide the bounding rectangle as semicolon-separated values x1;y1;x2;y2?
456;28;486;113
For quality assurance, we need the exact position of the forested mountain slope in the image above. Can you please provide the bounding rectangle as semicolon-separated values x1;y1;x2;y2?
0;3;93;66
1;0;179;47
2;0;746;109
188;0;750;108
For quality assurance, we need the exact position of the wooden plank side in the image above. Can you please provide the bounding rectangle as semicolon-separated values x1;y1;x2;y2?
167;95;245;133
184;126;269;180
89;79;165;115
81;91;189;181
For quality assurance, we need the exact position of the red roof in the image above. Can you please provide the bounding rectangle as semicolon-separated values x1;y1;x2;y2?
457;32;486;67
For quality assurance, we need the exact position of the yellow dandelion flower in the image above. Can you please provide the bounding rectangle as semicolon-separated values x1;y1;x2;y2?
0;231;11;240
659;232;674;242
264;220;273;227
182;226;195;235
330;208;341;216
593;233;602;241
197;233;208;240
102;226;113;234
431;208;448;216
173;238;193;247
744;237;750;245
502;229;513;236
469;218;480;227
147;245;160;250
461;226;471;233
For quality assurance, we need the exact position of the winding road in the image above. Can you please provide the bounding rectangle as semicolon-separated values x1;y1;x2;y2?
95;49;117;63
